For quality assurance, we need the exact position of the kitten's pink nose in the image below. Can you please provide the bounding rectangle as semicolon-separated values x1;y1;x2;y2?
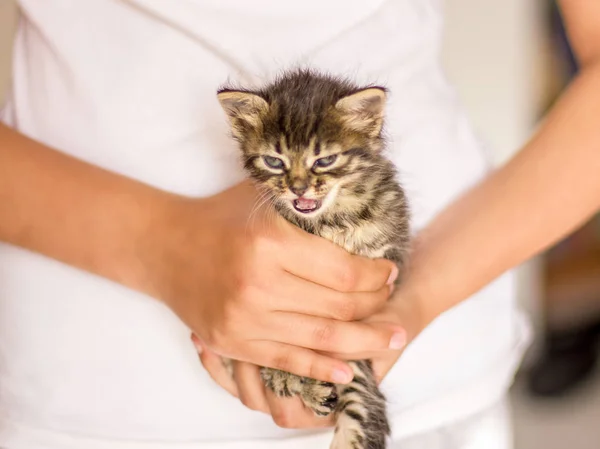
290;180;308;197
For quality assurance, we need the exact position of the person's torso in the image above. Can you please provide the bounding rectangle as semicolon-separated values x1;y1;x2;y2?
0;0;529;447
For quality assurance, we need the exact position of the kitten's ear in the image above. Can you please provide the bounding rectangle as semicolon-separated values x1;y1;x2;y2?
217;90;269;134
335;87;387;137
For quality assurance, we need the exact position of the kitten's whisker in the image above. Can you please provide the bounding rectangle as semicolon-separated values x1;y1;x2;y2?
246;196;268;230
261;198;278;238
246;186;271;219
245;190;275;236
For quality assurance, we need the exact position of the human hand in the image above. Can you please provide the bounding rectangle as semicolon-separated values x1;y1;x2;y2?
152;181;402;384
192;290;426;429
340;295;426;382
193;336;335;428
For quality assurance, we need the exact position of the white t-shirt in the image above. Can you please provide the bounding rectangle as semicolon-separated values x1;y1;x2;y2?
0;1;531;448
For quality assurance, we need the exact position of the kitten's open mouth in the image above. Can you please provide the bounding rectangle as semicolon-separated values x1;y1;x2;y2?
292;198;322;214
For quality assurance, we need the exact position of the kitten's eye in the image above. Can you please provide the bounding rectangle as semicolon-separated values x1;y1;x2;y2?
313;155;337;168
263;156;285;169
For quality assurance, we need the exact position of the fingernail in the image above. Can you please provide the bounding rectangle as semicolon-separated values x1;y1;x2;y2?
389;331;406;350
332;369;352;384
386;266;399;285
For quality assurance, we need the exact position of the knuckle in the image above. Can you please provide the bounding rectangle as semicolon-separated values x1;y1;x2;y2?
271;352;294;373
206;324;238;352
334;299;357;321
230;278;262;312
334;264;358;292
203;327;223;350
272;410;296;429
376;328;391;347
220;304;240;334
204;315;237;353
239;394;260;411
307;361;323;382
252;232;279;256
231;269;253;298
313;323;335;348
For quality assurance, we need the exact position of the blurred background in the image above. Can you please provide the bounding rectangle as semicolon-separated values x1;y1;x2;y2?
1;1;599;448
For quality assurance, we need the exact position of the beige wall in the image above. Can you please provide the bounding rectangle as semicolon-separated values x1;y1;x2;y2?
0;0;18;104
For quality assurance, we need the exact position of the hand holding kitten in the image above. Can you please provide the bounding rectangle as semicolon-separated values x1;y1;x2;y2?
193;288;425;429
159;181;401;384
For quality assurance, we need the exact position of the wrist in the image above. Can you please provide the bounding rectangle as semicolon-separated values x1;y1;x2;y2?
110;186;188;300
388;269;442;341
140;192;220;306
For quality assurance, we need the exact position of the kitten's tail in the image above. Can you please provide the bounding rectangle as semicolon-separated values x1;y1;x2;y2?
330;360;390;449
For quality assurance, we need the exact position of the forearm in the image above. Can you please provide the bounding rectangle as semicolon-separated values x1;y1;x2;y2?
400;62;600;325
0;123;176;296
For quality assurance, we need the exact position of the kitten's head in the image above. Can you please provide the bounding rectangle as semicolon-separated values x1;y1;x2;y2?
217;71;387;219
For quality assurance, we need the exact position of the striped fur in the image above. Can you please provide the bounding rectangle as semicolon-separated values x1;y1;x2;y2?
217;69;410;449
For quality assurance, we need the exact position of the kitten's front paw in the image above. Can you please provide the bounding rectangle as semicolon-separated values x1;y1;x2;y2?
302;381;338;417
261;368;303;398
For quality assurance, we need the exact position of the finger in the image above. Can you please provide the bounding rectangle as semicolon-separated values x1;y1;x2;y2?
240;342;354;384
261;313;406;354
370;353;402;384
233;362;270;413
324;348;400;361
268;271;392;321
194;336;239;398
266;388;334;429
322;326;408;361
280;226;398;293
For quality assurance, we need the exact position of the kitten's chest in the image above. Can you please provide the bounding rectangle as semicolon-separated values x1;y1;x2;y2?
316;223;388;259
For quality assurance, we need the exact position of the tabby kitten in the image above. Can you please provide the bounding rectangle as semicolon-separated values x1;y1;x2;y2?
217;69;410;449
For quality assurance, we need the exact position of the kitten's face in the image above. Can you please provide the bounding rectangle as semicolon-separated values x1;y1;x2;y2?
248;138;363;217
217;83;386;219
